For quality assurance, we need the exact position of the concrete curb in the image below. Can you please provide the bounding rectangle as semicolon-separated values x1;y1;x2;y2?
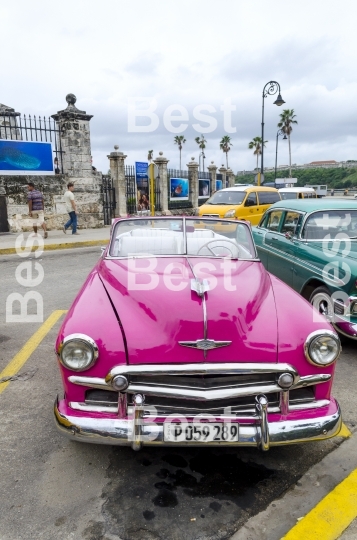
230;429;357;540
0;239;109;255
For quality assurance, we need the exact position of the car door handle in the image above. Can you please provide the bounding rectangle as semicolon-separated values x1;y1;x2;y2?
271;236;279;240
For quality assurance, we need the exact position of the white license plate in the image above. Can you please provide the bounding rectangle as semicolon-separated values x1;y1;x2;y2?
163;422;239;443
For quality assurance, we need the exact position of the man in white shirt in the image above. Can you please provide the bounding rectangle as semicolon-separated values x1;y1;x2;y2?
63;182;79;235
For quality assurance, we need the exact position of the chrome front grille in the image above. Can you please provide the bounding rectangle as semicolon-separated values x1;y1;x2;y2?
69;363;331;417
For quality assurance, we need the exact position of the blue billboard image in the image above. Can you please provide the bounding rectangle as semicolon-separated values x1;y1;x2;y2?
170;177;189;200
0;140;54;174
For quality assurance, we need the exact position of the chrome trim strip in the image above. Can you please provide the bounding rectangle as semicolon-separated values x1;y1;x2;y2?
131;394;144;451
256;394;270;451
280;390;289;415
69;402;118;413
118;392;127;418
68;376;112;391
289;399;330;411
55;398;342;448
123;382;283;401
68;398;331;416
106;362;299;380
293;373;331;388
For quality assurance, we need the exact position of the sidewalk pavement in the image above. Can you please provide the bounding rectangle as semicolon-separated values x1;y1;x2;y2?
0;227;111;255
230;427;357;540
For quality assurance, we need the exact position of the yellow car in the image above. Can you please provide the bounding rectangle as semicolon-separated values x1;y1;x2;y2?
198;186;281;225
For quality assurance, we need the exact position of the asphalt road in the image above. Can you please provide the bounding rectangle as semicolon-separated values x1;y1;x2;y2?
0;247;355;540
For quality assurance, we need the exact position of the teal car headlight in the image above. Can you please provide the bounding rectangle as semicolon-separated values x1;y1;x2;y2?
58;334;99;371
304;330;341;367
224;209;236;218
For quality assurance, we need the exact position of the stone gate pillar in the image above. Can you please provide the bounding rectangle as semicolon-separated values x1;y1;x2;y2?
0;103;21;140
52;94;93;177
226;168;235;187
219;165;227;188
187;157;199;208
154;152;169;213
207;161;217;194
108;145;127;217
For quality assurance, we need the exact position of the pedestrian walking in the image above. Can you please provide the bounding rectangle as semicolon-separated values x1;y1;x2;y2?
27;182;48;238
331;189;334;196
63;182;79;235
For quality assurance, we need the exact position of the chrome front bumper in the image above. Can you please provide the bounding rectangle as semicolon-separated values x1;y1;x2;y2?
54;396;342;451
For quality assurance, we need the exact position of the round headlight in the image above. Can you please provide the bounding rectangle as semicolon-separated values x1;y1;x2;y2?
304;330;341;367
59;334;98;371
350;301;357;315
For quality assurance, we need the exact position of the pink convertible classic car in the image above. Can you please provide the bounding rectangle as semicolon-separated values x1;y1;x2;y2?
55;217;342;451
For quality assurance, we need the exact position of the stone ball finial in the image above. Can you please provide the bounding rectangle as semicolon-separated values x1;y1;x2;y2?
191;157;195;160
114;145;119;150
66;94;77;105
159;151;163;156
211;161;214;164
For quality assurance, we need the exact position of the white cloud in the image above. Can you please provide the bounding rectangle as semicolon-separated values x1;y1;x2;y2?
1;0;357;173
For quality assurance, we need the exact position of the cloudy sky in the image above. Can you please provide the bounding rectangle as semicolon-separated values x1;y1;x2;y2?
1;0;357;174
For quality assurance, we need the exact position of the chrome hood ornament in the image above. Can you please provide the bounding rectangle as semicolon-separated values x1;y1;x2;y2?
179;339;231;351
191;278;210;297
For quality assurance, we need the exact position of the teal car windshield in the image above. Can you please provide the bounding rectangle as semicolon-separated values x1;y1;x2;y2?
302;210;357;240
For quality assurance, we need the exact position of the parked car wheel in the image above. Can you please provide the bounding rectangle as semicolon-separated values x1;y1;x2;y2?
310;286;334;323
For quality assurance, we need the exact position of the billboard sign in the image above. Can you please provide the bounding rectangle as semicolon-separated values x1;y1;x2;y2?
170;177;189;200
0;140;54;175
198;178;210;198
216;179;223;191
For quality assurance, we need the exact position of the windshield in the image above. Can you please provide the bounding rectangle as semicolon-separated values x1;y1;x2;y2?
302;210;357;240
280;192;298;200
110;218;256;259
206;191;246;205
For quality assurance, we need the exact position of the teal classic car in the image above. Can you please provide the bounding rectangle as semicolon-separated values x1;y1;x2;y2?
252;200;357;339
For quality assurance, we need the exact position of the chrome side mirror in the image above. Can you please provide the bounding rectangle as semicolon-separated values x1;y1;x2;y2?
101;246;106;256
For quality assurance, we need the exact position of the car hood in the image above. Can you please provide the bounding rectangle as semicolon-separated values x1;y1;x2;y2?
98;257;278;364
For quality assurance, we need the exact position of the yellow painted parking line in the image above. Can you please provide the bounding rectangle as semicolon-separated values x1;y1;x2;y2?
0;310;67;394
282;468;357;540
339;423;352;438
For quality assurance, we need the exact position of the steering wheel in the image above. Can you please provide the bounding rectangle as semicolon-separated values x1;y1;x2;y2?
197;239;240;258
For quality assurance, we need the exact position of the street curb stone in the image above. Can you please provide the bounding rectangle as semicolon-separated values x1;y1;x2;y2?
0;239;109;255
230;430;357;540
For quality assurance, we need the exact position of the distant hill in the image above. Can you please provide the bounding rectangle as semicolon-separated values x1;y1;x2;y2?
236;167;357;188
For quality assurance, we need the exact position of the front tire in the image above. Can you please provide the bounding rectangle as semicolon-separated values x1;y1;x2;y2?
309;286;334;323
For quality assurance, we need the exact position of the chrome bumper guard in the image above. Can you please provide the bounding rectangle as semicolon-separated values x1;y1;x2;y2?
54;396;342;451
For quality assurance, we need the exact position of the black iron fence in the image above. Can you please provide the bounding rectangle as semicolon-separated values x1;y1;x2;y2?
101;175;116;225
125;165;137;215
126;165;162;214
0;113;64;173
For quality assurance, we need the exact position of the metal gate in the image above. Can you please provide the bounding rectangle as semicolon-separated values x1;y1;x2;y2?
125;165;137;215
0;196;9;232
101;175;116;225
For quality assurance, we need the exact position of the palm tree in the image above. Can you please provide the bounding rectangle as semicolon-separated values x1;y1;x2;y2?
248;137;267;171
174;135;186;172
277;109;298;178
147;150;153;163
195;135;207;171
219;136;233;168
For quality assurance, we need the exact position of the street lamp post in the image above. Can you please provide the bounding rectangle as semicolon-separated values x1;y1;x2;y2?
275;129;287;182
260;81;285;185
